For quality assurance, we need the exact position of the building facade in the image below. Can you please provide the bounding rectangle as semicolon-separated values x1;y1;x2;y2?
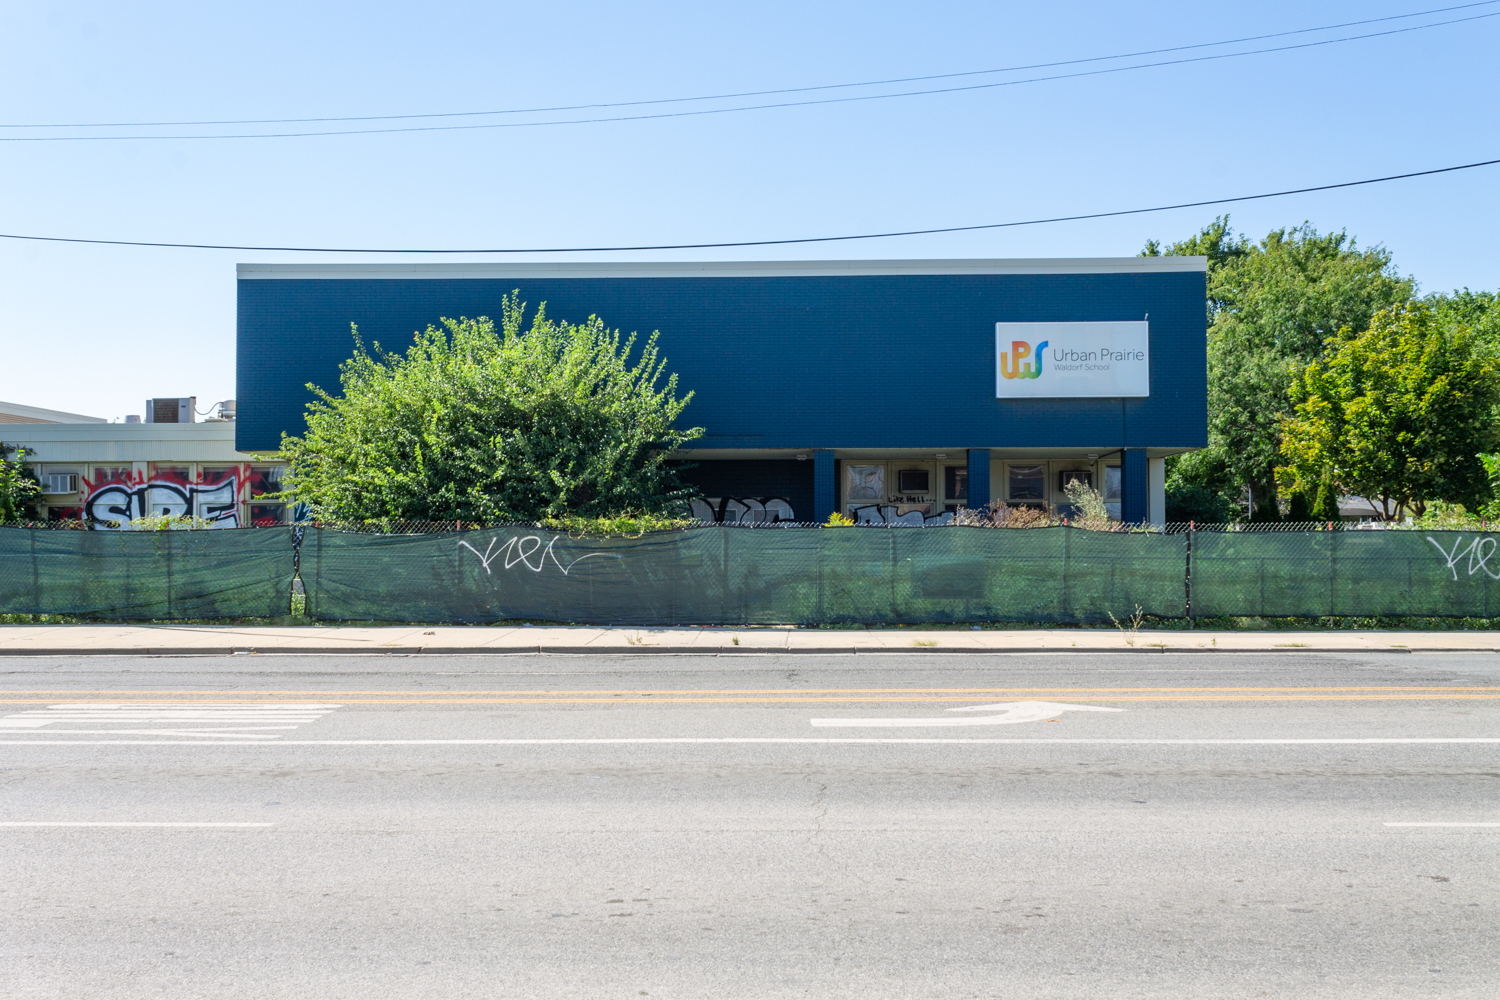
236;258;1208;524
5;419;288;527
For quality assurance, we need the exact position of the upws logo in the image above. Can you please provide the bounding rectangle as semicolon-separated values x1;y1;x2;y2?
999;340;1049;380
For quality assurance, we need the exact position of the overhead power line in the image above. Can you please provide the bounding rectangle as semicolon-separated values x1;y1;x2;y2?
6;1;1496;132
1;156;1495;254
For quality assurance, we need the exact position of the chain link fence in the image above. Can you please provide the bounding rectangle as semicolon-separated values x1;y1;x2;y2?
0;525;296;619
4;518;1497;623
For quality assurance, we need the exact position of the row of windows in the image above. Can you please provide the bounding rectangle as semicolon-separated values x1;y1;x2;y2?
31;463;288;525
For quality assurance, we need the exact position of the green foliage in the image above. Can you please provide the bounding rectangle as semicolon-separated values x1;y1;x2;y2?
1164;481;1238;524
1144;218;1415;519
0;443;41;521
538;511;698;537
1277;303;1500;519
1411;501;1483;530
279;293;704;522
823;511;855;527
128;514;215;531
1062;477;1111;527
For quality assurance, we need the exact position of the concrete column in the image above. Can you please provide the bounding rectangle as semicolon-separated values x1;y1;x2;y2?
1121;448;1149;525
813;450;837;523
1148;456;1166;526
966;449;990;511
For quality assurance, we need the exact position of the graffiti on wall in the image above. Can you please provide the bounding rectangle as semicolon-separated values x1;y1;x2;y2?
81;467;248;529
1428;534;1500;580
690;497;797;524
850;504;954;526
459;534;621;576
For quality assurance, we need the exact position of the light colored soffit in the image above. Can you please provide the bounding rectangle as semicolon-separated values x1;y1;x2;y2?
237;257;1208;280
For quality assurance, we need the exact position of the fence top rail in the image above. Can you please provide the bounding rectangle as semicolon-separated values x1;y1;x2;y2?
5;518;1485;535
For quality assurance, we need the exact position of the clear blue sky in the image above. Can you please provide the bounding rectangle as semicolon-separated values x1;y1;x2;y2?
2;1;1496;421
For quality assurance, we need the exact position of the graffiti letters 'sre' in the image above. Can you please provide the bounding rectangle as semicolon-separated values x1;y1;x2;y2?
459;535;620;576
83;470;245;528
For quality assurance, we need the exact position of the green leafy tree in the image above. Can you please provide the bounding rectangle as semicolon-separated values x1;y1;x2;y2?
1276;303;1500;520
0;443;41;521
279;293;704;522
1144;218;1415;518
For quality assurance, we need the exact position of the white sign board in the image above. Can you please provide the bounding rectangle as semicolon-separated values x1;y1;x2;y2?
995;321;1150;398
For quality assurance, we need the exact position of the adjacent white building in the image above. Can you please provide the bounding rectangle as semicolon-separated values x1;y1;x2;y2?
1;399;286;527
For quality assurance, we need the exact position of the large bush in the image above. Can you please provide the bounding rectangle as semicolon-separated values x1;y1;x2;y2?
280;293;703;522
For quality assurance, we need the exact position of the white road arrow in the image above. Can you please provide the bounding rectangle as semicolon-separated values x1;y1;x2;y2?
810;701;1124;728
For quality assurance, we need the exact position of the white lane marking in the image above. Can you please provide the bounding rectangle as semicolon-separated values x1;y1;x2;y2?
811;700;1125;728
1384;822;1500;827
1;738;1498;746
0;822;273;828
0;704;340;740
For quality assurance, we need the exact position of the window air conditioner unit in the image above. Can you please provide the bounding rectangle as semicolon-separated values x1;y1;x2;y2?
43;473;79;495
145;397;196;423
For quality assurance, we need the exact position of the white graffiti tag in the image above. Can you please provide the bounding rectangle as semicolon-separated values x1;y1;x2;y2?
1426;534;1500;581
459;535;620;576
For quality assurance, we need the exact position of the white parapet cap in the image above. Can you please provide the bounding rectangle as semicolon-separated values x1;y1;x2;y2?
3;421;271;465
237;257;1208;280
0;399;107;424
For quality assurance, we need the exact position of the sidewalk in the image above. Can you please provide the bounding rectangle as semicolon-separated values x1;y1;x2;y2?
1;624;1497;655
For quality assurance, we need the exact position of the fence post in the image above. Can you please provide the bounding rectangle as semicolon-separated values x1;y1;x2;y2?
1185;521;1193;620
1062;523;1071;623
890;529;898;622
720;525;729;625
29;526;39;616
1330;524;1338;619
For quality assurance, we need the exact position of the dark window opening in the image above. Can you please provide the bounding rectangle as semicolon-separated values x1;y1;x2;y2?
897;469;930;493
944;465;968;501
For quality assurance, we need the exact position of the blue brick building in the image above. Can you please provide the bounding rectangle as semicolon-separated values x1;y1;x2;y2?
236;259;1207;524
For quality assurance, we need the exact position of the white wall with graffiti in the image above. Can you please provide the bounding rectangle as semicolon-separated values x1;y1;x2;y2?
690;496;797;524
7;420;288;528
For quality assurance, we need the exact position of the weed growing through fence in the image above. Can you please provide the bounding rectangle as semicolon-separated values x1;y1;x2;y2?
824;512;855;527
540;511;697;537
951;502;1055;528
1108;604;1147;646
1063;479;1114;529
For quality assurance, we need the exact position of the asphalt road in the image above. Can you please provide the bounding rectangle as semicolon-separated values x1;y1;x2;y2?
2;651;1498;999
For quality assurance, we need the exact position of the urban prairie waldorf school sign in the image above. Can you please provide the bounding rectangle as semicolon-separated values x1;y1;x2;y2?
994;320;1150;398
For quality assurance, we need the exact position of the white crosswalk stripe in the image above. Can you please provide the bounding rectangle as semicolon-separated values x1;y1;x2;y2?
0;704;341;739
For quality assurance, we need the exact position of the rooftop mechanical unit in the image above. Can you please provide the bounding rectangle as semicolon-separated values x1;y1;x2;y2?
144;397;196;424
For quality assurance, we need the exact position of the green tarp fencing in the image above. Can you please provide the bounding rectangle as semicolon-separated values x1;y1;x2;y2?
0;526;295;619
4;524;1496;624
299;525;1189;624
1190;529;1500;618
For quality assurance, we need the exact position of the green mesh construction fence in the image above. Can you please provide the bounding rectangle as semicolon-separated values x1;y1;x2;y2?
0;526;296;619
1189;529;1500;618
299;525;1189;625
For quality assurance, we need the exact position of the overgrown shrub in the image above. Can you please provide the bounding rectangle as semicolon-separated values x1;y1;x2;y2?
279;293;703;522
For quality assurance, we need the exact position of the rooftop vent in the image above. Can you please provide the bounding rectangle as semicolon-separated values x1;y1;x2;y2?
145;397;195;424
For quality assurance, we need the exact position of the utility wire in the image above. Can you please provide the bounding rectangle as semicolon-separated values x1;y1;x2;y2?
6;1;1495;131
1;156;1494;253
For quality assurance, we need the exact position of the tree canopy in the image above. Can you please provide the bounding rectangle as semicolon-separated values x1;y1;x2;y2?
1276;303;1500;520
0;444;41;522
1144;217;1416;519
279;293;703;523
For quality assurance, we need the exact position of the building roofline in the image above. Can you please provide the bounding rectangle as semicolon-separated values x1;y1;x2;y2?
0;400;107;424
237;257;1208;280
